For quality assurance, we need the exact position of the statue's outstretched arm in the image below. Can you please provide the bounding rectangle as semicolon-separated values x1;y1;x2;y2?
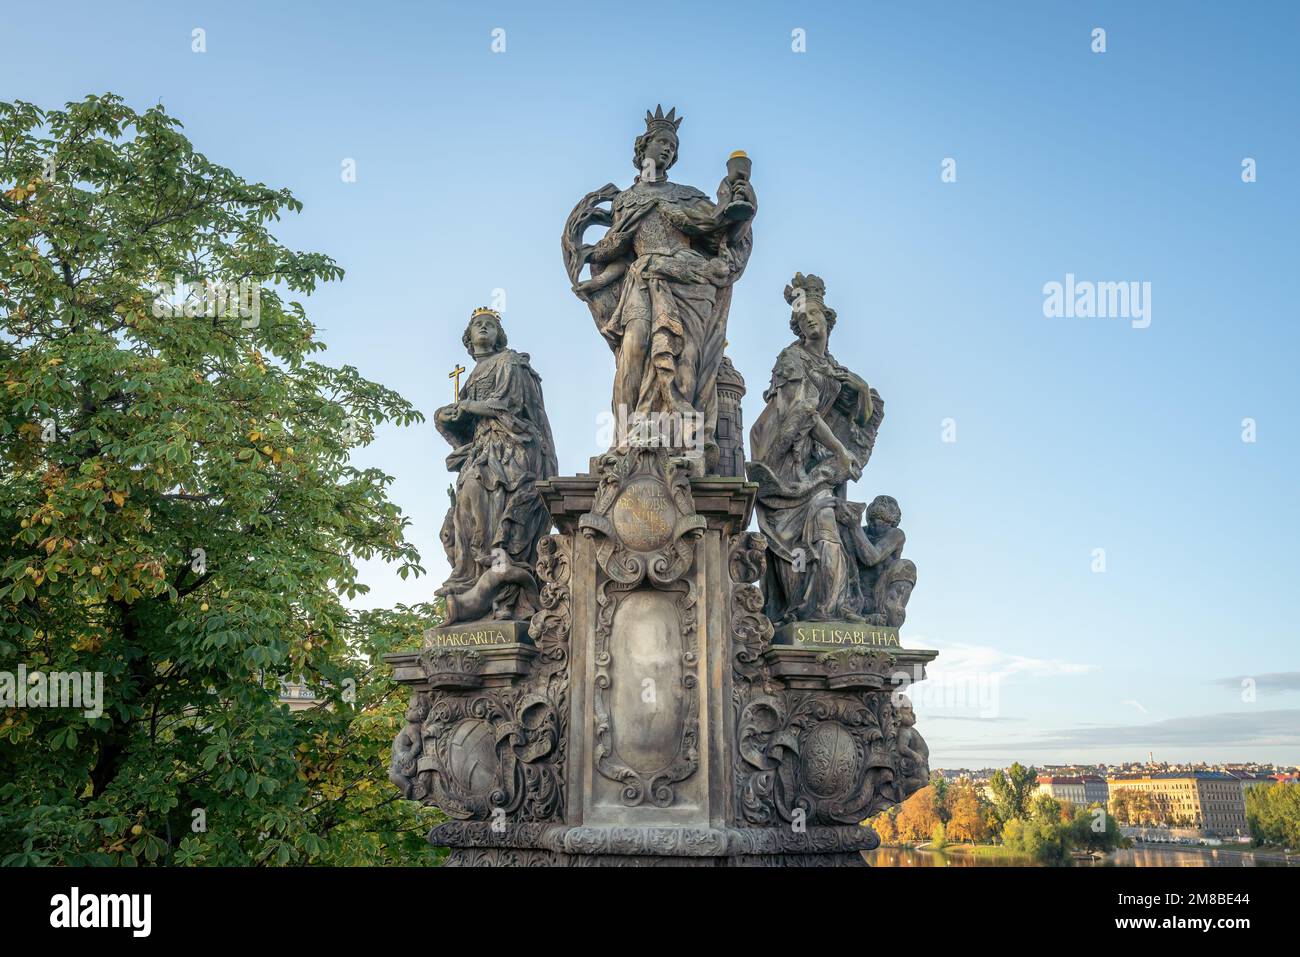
587;225;634;264
588;203;651;263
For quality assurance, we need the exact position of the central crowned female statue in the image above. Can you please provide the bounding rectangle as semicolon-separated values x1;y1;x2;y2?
563;106;757;472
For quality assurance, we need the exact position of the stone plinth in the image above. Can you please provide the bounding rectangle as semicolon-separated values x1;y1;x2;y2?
540;453;754;836
387;448;935;865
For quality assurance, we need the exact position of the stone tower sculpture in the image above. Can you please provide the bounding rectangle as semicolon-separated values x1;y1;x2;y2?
386;109;936;867
714;355;747;479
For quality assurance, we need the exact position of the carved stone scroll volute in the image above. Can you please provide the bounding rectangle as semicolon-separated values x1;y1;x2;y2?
579;448;706;808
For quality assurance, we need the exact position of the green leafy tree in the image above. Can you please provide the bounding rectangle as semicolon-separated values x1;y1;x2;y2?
1128;790;1157;825
927;773;950;821
1030;792;1065;823
988;761;1038;827
1003;794;1074;865
930;821;947;849
0;94;439;864
1246;782;1300;848
1070;803;1127;854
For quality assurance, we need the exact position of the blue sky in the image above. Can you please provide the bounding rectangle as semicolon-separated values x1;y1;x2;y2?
5;0;1297;768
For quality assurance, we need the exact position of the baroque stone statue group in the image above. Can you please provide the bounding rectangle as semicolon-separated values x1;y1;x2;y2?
386;106;936;866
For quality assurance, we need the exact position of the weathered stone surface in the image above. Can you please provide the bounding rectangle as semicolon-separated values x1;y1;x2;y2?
747;272;884;626
850;494;917;627
563;106;756;472
715;355;748;478
385;109;941;867
428;820;878;859
390;445;933;862
434;308;557;627
423;620;532;649
383;536;571;821
773;620;902;650
572;448;713;824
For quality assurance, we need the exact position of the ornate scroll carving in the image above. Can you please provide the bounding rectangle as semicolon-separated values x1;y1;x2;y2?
816;648;895;691
729;529;914;826
579;447;706;807
419;648;484;690
737;691;901;826
527;532;573;813
729;531;773;697
416;687;562;821
387;533;572;824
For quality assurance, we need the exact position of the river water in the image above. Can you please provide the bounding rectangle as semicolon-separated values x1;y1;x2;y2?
865;844;1295;867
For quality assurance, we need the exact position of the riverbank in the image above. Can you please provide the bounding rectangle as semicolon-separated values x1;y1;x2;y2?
867;842;1297;867
1128;840;1298;865
939;843;1030;861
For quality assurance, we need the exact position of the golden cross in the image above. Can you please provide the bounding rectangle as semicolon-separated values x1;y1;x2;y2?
448;364;466;400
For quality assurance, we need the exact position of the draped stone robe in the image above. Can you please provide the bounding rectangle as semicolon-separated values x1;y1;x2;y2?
586;177;753;460
435;348;558;618
747;341;875;624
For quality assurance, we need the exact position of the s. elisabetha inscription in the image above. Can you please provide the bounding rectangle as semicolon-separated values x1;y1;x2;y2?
774;620;902;650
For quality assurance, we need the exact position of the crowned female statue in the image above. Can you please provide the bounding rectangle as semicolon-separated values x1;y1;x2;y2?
747;274;884;625
434;308;558;625
562;105;757;472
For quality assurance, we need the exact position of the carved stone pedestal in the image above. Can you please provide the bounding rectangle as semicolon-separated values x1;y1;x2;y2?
387;447;935;865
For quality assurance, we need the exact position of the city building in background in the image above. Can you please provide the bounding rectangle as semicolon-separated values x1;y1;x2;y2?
1035;774;1109;806
1107;771;1248;837
278;679;319;713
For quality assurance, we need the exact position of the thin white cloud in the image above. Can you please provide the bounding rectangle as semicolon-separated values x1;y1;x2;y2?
919;640;1096;684
1211;672;1300;693
937;709;1300;755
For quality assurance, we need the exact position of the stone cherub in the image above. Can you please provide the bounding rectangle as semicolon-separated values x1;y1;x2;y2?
848;494;918;628
434;308;558;624
562;105;757;471
895;695;930;797
389;695;430;800
747;273;884;624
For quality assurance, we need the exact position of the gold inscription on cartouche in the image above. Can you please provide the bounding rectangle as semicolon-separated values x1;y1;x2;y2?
427;629;510;647
793;624;901;648
611;479;674;551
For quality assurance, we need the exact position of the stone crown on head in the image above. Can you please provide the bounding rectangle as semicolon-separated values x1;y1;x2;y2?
463;307;506;354
644;104;683;136
785;273;837;336
784;272;826;307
